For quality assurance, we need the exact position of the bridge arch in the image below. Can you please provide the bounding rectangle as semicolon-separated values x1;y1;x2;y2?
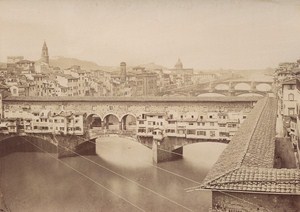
85;113;103;130
103;113;120;130
214;83;229;90
120;113;137;131
234;83;251;90
256;83;272;91
0;135;57;157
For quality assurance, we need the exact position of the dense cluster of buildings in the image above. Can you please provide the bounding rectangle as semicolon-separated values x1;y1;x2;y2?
274;59;300;165
0;42;217;98
1;108;86;136
136;110;247;141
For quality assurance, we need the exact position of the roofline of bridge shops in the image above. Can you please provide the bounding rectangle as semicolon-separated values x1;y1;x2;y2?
2;96;262;103
189;188;300;196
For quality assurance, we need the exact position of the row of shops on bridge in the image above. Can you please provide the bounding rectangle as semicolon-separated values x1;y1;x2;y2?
0;110;86;135
136;111;248;141
0;106;249;141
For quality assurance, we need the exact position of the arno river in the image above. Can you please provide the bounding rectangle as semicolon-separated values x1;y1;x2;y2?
0;137;226;212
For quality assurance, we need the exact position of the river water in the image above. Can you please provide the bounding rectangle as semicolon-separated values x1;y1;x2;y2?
0;137;226;212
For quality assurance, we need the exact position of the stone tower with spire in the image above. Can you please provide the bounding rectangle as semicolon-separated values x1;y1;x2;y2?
41;41;49;64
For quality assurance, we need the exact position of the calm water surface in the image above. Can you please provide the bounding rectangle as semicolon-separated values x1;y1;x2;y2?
0;137;226;212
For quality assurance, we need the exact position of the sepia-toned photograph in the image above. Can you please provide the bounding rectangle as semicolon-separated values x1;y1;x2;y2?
0;0;299;211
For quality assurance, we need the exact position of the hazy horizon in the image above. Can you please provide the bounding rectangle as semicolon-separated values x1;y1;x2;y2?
1;0;300;70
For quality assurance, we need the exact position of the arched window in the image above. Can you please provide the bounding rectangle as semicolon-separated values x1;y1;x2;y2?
288;93;294;101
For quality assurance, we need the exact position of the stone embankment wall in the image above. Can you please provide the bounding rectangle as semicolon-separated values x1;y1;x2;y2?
212;191;300;212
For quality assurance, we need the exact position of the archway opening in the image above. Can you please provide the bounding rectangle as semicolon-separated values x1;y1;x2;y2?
103;114;119;130
256;83;272;91
86;114;102;130
120;114;137;132
234;83;251;90
215;84;229;90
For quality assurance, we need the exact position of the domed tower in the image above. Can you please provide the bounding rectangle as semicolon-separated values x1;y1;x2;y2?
120;62;127;83
174;58;183;69
175;58;183;69
41;41;49;64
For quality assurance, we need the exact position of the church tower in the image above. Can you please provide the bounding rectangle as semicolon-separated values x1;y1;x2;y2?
120;62;127;83
41;41;49;64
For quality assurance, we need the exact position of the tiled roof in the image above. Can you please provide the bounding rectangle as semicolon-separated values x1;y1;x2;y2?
202;167;300;194
197;97;300;195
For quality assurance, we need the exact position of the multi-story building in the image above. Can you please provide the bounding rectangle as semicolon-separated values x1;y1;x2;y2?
280;78;300;116
137;113;166;136
134;70;158;96
15;60;35;74
137;111;245;141
28;74;47;96
64;66;88;96
7;56;24;73
3;108;86;136
56;74;79;96
275;59;300;165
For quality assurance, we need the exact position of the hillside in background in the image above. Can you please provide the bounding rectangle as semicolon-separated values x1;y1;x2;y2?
49;56;115;71
137;62;168;70
49;57;170;72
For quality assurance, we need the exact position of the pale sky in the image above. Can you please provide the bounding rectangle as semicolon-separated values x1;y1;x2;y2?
1;0;300;69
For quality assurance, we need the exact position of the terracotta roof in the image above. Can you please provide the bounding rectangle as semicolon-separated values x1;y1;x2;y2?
196;97;299;195
201;167;300;194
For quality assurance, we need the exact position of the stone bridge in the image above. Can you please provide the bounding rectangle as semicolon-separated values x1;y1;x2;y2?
211;79;272;91
2;96;260;162
3;96;259;124
166;80;274;97
88;129;230;162
0;133;96;158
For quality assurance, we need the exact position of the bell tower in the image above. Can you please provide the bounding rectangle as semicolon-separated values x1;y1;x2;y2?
41;41;49;64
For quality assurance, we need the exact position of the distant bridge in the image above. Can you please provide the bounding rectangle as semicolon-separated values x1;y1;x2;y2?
164;79;274;97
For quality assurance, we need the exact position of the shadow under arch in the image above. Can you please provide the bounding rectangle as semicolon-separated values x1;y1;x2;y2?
0;134;57;157
103;113;120;130
85;113;103;130
120;113;137;131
